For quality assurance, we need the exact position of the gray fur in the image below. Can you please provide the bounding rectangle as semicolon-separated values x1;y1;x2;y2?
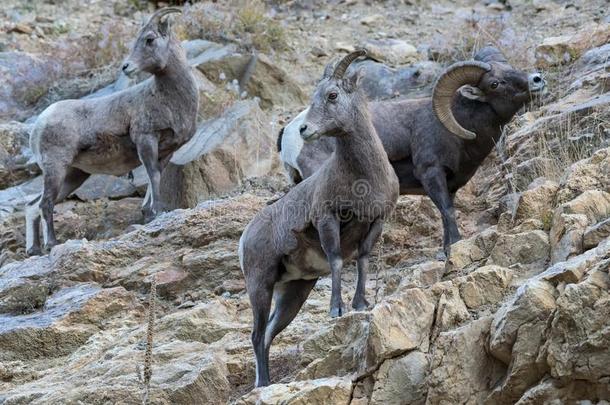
25;8;198;256
239;51;399;387
279;47;546;257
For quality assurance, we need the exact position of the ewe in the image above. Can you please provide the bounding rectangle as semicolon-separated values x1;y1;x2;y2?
26;8;198;255
239;50;399;387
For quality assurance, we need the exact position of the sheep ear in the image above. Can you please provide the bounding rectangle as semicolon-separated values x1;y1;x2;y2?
459;85;487;102
159;16;171;37
344;67;365;92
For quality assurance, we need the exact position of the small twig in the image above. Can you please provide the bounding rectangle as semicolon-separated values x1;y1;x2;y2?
142;275;157;405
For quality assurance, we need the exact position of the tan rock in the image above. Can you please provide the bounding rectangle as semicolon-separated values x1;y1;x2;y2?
431;281;470;332
362;39;419;66
489;230;550;269
550;190;610;263
427;316;504;404
489;279;556;364
557;147;610;204
513;180;558;227
367;288;435;364
583;217;610;250
370;351;428;405
535;23;610;67
545;269;610;381
236;377;352;405
161;100;278;209
457;265;513;309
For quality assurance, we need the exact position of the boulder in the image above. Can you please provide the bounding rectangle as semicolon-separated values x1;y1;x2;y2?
550;190;610;263
74;174;137;201
427;316;504;404
430;281;470;332
535;23;610;67
489;279;556;365
369;351;428;405
0;52;64;121
0;284;139;361
191;45;306;109
0;121;38;189
160;100;278;210
457;265;513;309
583;217;610;250
236;377;352;405
489;230;550;269
367;288;435;365
545;268;610;382
513;179;558;228
361;39;419;66
557;147;610;204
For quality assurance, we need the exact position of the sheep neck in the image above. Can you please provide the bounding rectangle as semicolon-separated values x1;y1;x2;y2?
332;98;389;178
153;43;197;100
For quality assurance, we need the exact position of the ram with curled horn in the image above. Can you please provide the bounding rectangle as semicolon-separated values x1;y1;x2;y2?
277;45;546;257
25;6;198;256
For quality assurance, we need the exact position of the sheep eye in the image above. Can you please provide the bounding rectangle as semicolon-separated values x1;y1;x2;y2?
146;37;155;46
491;81;499;89
328;92;338;101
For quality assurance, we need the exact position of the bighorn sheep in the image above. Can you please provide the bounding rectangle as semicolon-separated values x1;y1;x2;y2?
278;46;546;256
25;7;198;256
239;51;399;387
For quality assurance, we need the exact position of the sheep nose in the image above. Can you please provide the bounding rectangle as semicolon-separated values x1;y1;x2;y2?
299;124;307;135
122;63;130;72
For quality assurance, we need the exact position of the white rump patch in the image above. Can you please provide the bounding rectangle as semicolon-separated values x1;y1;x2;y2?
279;108;309;177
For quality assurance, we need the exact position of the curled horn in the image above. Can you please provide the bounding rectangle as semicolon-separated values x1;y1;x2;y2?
322;57;340;79
432;61;491;140
146;7;182;27
332;49;366;79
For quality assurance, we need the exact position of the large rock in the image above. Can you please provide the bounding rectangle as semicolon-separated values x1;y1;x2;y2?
583;217;610;250
369;351;428;405
190;43;306;109
236;377;352;405
0;121;38;189
513;179;558;227
160;100;278;210
361;39;419;66
556;147;610;204
0;52;64;121
489;230;550;269
457;265;513;309
550;190;610;263
427;316;504;404
545;268;610;382
489;279;556;365
367;288;435;365
535;23;610;67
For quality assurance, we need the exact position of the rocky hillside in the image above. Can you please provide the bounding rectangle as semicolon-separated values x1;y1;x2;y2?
0;0;609;404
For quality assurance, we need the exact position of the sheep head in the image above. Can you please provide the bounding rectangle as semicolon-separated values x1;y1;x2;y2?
432;46;545;140
300;50;367;141
122;7;182;77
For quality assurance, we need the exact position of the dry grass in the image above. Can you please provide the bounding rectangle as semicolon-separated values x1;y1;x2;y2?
179;0;287;53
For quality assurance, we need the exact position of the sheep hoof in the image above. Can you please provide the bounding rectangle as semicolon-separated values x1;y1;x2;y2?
43;240;58;252
329;304;345;318
351;298;370;312
26;246;42;257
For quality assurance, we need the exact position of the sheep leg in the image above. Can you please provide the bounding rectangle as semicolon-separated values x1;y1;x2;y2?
39;164;68;251
264;278;317;349
56;167;90;201
317;215;344;318
353;218;383;311
419;166;461;257
25;194;42;256
136;135;163;222
247;278;274;387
